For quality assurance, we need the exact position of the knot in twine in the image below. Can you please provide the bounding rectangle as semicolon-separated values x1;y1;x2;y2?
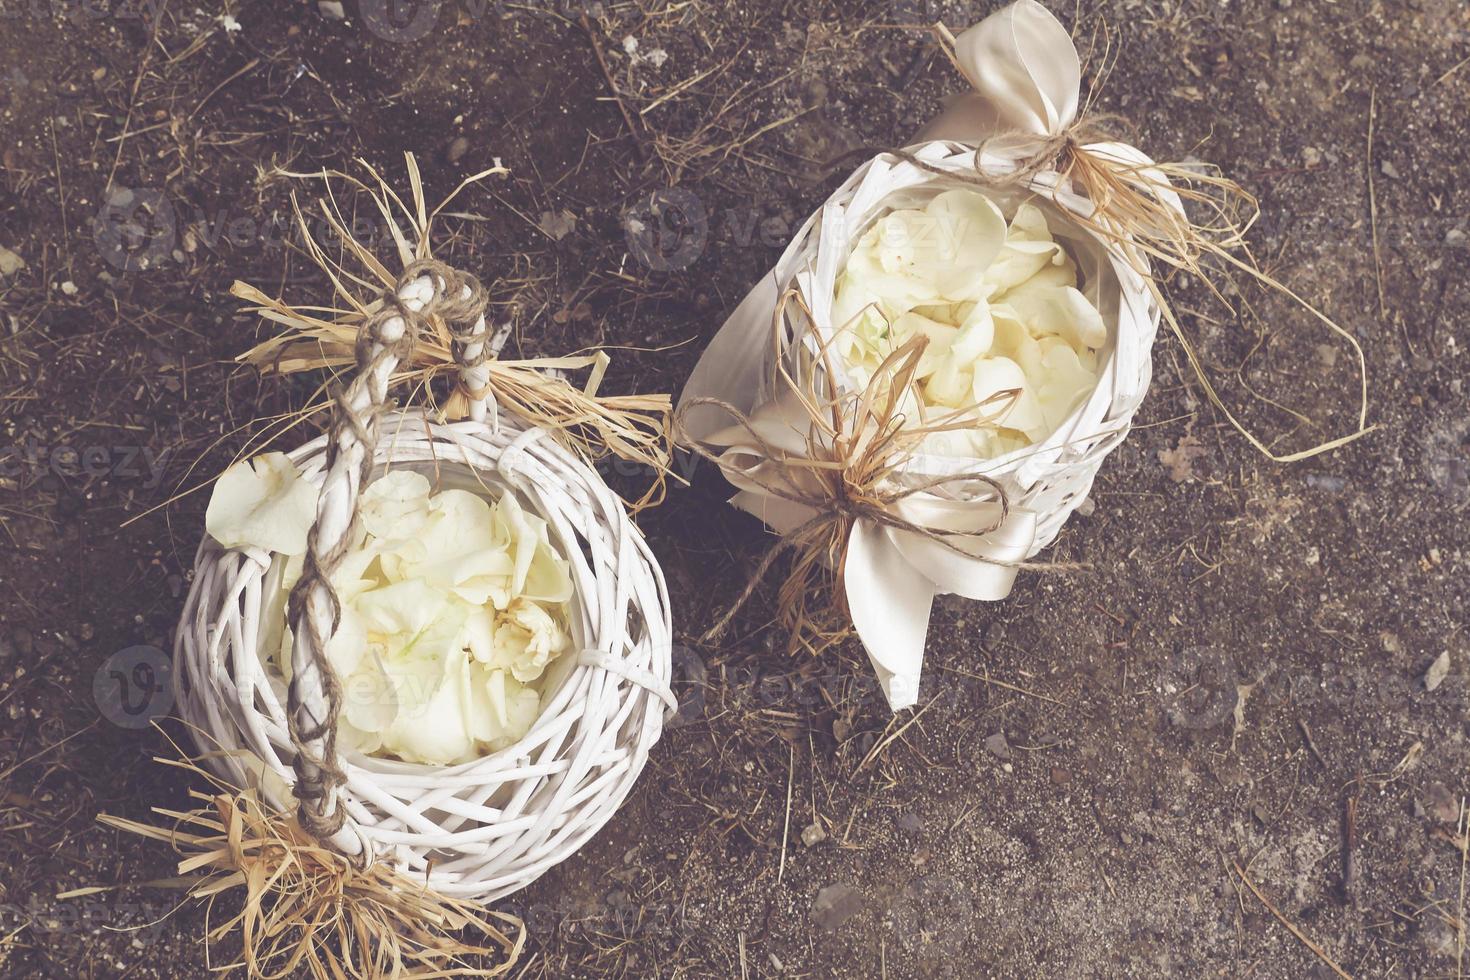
678;318;1017;650
286;257;488;848
967;113;1132;188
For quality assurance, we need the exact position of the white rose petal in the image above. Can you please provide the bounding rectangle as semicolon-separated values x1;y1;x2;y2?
205;453;317;555
490;598;569;683
834;190;1104;458
971;357;1044;439
360;470;433;541
983;202;1065;293
381;651;477;765
997;280;1106;350
1034;339;1100;432
337;717;384;757
353;578;454;637
341;647;397;735
499;679;542;745
376;600;476;765
409;490;520;605
492;494;573;607
476;666;541;747
256;473;572;766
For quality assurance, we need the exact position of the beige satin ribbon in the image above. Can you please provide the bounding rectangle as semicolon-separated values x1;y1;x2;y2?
692;389;1037;710
917;0;1081;150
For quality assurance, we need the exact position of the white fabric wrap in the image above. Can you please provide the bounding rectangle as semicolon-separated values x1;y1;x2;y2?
677;0;1171;711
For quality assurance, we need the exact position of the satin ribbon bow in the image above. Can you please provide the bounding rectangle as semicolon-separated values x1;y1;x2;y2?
686;386;1037;711
918;0;1081;151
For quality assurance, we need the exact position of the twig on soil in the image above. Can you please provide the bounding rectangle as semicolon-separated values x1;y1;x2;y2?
1457;798;1467;979
1341;791;1360;906
188;56;261;120
1232;860;1353;979
1435;54;1470;88
857;696;937;773
105;0;170;194
0;722;97;783
1366;86;1386;321
48;122;68;266
936;664;1068;707
777;743;794;884
1298;719;1327;767
579;13;647;160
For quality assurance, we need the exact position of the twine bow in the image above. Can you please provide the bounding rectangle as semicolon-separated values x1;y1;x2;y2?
678;292;1037;710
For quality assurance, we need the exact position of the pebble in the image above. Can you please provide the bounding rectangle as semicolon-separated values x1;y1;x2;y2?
984;732;1012;760
896;812;923;833
0;246;24;277
1423;650;1451;692
811;884;864;931
801;822;827;847
1422;919;1458;958
1424;782;1461;824
1301;146;1322;168
984;621;1006;650
1380;159;1401;179
317;0;345;19
445;136;469;164
1306;474;1348;493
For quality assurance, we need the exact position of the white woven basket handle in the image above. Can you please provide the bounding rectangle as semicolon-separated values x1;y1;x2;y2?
285;258;488;861
446;278;498;425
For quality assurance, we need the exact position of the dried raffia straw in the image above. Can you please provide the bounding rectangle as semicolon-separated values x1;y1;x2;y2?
85;736;524;980
232;152;673;508
679;289;1021;653
878;20;1377;463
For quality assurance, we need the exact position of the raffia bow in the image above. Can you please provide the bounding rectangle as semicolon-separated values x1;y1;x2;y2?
678;291;1037;710
906;0;1374;462
232;154;674;508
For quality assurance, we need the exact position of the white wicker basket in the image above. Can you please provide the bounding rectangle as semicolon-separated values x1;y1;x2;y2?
174;262;675;901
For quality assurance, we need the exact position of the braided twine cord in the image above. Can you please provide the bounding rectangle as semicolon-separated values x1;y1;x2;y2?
285;258;490;854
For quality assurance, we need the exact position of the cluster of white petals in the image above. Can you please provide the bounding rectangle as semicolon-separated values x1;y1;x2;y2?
832;190;1104;458
208;461;574;765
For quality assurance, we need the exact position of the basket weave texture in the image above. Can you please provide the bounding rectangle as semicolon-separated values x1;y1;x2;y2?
175;265;675;901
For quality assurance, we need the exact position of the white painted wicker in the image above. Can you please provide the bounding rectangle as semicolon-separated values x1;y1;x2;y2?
174;264;675;901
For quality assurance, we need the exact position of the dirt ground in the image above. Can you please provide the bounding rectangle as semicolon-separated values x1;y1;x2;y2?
1;0;1468;976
